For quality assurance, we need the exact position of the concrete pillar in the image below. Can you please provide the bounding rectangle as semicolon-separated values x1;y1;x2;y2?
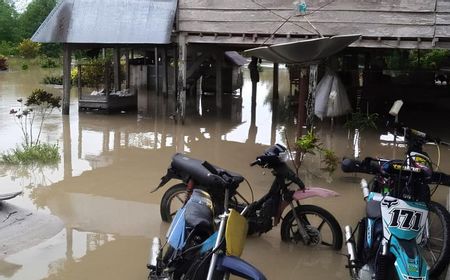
215;51;223;109
113;48;121;91
62;44;72;115
177;33;187;123
273;62;279;100
155;47;160;95
297;67;309;138
63;115;72;179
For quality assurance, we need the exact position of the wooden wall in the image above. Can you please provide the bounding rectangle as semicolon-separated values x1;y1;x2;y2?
178;0;450;48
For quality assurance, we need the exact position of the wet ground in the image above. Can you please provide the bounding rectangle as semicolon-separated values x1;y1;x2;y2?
0;63;449;279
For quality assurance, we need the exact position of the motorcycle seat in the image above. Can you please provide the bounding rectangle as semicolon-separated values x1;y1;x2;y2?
366;200;381;219
185;198;214;230
171;153;244;190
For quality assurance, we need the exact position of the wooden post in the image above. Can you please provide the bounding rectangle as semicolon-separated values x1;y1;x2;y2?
273;62;279;100
155;47;160;95
62;44;72;115
215;50;223;109
126;50;130;89
63;115;72;179
306;64;318;129
297;67;308;137
177;33;187;123
162;48;168;96
114;48;121;91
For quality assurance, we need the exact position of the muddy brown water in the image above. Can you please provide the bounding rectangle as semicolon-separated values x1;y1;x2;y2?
0;65;449;280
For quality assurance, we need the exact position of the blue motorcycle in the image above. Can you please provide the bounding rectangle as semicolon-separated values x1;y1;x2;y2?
147;158;266;280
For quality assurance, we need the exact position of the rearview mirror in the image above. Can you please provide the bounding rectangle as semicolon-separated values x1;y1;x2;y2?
389;100;403;117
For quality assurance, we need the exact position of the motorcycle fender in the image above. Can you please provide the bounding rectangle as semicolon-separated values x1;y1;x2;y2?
216;255;267;280
150;168;180;193
293;187;340;200
389;236;428;279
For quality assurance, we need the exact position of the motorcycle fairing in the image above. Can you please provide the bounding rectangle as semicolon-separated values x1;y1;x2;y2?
225;209;248;257
380;196;428;241
200;231;218;254
390;236;428;280
167;207;186;250
292;187;339;200
216;255;267;280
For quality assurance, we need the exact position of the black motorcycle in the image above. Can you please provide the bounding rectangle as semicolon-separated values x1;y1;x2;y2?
153;144;343;250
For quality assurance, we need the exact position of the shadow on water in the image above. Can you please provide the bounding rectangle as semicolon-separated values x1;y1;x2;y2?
0;65;449;279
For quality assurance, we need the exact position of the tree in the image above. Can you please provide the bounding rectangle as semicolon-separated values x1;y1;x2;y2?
17;0;57;39
0;0;18;42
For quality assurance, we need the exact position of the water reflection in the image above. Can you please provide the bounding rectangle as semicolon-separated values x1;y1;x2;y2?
0;65;449;279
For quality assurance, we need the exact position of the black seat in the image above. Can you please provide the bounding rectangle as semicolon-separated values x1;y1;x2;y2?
170;153;244;190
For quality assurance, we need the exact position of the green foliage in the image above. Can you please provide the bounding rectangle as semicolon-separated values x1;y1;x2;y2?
17;0;57;39
71;58;108;89
344;112;378;131
18;38;41;58
21;63;28;70
411;49;450;70
42;74;63;85
1;143;59;165
40;55;59;68
295;130;338;173
0;0;18;42
0;41;17;55
321;149;339;173
296;130;321;155
0;54;7;70
10;89;61;148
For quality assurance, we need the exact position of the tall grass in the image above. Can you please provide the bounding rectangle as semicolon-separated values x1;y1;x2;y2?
1;143;60;165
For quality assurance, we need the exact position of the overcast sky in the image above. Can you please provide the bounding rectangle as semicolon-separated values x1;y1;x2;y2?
12;0;32;13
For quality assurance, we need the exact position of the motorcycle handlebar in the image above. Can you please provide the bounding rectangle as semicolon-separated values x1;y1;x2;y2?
341;157;380;175
250;159;260;167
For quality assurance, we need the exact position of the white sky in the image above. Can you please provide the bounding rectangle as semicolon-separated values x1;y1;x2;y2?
12;0;32;13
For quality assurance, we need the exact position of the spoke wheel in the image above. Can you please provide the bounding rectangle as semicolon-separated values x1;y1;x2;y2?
280;205;343;250
160;184;190;222
419;201;450;278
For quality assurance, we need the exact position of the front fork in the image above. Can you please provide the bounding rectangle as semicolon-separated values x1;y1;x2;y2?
345;225;359;279
289;201;311;245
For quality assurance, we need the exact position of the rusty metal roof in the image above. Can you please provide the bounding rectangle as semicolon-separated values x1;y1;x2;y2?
243;35;361;64
32;0;177;44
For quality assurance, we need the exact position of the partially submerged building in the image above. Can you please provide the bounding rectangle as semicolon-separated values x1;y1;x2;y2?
33;0;450;120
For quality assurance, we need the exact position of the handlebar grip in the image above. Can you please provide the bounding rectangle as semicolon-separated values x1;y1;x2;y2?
250;160;259;167
202;161;219;175
432;172;450;187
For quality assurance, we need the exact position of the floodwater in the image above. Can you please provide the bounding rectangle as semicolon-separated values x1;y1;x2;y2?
0;64;449;280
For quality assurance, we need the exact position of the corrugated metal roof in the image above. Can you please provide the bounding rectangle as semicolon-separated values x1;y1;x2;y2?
243;35;361;64
32;0;177;44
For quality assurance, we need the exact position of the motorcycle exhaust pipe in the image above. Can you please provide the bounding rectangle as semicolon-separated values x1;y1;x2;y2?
147;237;161;269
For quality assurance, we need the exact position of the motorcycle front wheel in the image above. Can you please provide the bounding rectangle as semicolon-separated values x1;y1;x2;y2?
280;205;343;250
420;201;450;278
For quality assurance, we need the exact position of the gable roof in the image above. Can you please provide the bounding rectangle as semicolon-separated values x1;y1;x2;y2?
32;0;177;44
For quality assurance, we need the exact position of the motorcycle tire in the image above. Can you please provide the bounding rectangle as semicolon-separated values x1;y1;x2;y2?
160;183;196;222
160;184;247;223
420;201;450;278
280;205;343;250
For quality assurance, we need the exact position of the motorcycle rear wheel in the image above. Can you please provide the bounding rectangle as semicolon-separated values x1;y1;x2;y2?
280;205;343;250
160;184;247;222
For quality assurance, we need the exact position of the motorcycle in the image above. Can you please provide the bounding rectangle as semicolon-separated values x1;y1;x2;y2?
341;102;450;279
153;144;343;250
147;161;266;279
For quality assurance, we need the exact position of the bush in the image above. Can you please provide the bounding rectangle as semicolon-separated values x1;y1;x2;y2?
21;63;29;70
0;55;7;70
1;143;60;165
18;39;41;58
0;41;17;56
40;56;59;68
42;75;63;85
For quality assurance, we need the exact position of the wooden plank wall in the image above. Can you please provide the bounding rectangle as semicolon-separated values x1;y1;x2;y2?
179;0;450;43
